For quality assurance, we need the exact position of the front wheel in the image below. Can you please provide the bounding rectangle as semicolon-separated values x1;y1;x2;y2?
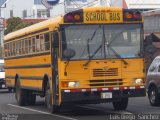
148;86;160;106
112;98;128;110
15;80;28;106
45;81;60;113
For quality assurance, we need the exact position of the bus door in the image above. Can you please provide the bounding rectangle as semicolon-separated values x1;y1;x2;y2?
51;31;59;105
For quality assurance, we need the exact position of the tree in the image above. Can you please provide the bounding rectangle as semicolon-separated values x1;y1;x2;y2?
4;17;31;35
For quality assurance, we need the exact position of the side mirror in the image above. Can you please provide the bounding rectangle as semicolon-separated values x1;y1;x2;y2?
63;49;76;60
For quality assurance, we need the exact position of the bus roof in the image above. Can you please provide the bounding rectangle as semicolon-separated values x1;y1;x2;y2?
4;16;63;41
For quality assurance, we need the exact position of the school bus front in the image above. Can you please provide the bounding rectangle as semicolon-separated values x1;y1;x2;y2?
58;7;145;109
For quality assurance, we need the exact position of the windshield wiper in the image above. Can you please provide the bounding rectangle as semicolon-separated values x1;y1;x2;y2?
83;44;103;66
106;31;128;65
107;45;128;65
83;26;101;66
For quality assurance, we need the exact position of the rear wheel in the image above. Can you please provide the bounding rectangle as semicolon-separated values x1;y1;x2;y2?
45;81;60;113
15;80;28;106
112;98;128;110
15;80;36;106
148;86;160;106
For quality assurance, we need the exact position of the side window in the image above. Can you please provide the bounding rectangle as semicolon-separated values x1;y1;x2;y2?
25;38;29;54
40;35;45;51
16;41;20;55
28;38;32;53
32;37;36;53
13;42;16;56
36;35;41;52
10;43;13;56
22;40;25;54
44;33;50;50
4;44;8;57
158;65;160;72
149;59;159;72
19;40;22;55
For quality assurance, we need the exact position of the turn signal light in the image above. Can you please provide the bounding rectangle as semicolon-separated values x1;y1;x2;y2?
74;14;81;20
126;12;133;19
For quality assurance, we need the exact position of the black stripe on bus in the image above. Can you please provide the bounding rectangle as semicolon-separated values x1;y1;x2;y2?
5;76;15;79
21;86;42;91
5;76;43;80
4;51;50;60
5;64;51;69
4;28;49;43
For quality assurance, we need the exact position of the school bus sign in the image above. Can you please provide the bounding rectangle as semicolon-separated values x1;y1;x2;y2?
83;7;123;23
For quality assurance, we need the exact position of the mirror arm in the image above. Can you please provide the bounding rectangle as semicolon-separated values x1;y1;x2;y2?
64;60;70;76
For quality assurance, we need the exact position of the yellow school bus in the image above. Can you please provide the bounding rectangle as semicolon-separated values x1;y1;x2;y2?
4;7;145;113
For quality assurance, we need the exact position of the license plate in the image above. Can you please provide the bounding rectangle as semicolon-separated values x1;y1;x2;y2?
2;84;5;88
101;92;112;99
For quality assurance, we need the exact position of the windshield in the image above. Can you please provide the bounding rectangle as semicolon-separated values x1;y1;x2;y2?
61;24;143;60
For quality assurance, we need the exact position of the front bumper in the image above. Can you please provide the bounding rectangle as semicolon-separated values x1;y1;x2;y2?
61;86;145;104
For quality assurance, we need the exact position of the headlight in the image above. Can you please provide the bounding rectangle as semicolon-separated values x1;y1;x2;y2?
133;78;143;84
68;81;80;87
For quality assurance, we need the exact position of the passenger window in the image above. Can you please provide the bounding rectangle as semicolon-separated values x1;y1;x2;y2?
32;37;36;52
36;35;41;52
158;65;160;72
44;33;50;50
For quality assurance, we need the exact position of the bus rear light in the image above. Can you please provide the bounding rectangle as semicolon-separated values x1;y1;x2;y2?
66;15;74;21
133;12;141;20
64;9;83;23
123;10;142;21
74;14;81;20
125;12;133;19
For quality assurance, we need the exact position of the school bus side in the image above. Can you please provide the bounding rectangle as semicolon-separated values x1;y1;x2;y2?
4;17;63;105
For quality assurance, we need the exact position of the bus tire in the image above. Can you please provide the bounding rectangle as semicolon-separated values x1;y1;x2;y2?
112;98;128;110
45;81;60;113
148;86;160;106
15;80;28;106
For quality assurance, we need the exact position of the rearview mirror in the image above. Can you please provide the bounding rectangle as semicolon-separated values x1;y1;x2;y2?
63;49;76;60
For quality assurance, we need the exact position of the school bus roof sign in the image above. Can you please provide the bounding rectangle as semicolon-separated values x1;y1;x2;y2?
83;7;123;24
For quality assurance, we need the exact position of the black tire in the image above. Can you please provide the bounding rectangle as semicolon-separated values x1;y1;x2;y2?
45;81;60;113
148;86;160;106
112;98;128;110
15;80;28;106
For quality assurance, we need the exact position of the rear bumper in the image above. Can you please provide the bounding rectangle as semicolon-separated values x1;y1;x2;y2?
61;86;145;103
0;79;6;89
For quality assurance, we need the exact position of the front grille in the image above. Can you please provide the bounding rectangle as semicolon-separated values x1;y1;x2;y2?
89;79;123;87
93;68;118;77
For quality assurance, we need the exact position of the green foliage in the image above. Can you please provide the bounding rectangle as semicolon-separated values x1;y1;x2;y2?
4;17;31;35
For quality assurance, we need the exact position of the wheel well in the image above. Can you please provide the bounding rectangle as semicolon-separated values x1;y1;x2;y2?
148;83;157;92
15;74;19;87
